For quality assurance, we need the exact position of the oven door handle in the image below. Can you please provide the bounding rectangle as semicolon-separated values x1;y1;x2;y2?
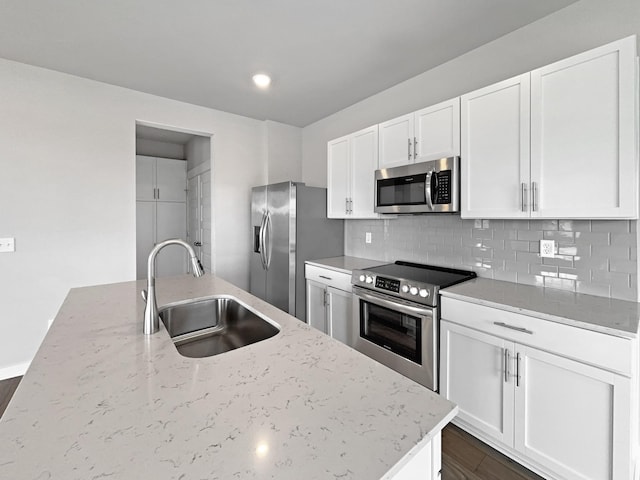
353;287;434;318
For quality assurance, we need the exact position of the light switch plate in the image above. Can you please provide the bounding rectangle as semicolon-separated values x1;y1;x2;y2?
540;239;555;258
365;232;372;244
0;237;15;253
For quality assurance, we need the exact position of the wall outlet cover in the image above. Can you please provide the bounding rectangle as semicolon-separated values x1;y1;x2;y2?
540;239;555;258
0;237;15;253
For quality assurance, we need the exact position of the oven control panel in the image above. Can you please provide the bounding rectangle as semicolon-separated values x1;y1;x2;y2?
375;276;400;293
352;270;437;307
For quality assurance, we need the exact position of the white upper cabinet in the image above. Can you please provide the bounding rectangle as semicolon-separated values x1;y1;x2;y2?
530;37;637;218
379;98;461;169
461;75;530;218
462;36;638;219
327;125;379;219
414;98;461;162
378;113;414;169
136;155;187;203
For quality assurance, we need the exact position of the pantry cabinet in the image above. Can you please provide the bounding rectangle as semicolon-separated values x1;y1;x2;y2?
327;125;379;218
440;297;635;480
136;155;188;279
461;36;638;219
305;264;353;345
136;155;187;202
378;98;460;169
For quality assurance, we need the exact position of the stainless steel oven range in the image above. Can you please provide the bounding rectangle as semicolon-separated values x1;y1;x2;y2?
351;261;476;391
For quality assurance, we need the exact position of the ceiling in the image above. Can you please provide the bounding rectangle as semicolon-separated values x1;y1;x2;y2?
0;0;577;127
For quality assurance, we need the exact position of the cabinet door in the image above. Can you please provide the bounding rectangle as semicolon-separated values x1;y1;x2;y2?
440;321;514;446
327;135;350;218
379;113;414;169
530;37;637;219
155;202;187;277
156;158;187;202
306;280;328;334
350;125;379;218
461;74;531;218
414;98;460;162
327;286;352;346
136;201;155;279
136;155;156;201
514;345;632;480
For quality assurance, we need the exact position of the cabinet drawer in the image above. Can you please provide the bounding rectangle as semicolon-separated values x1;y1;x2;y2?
441;297;632;377
305;264;352;292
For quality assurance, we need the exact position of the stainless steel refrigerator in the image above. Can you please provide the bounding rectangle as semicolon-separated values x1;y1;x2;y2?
250;182;344;321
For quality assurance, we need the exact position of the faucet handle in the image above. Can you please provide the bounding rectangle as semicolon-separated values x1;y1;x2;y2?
141;289;148;303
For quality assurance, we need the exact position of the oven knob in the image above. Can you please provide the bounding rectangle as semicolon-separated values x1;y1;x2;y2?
419;288;429;298
359;274;366;282
409;286;418;296
365;275;373;284
401;284;409;293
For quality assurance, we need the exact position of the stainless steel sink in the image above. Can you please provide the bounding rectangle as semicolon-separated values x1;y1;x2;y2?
159;296;280;358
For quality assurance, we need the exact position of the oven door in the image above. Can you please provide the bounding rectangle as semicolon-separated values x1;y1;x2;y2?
352;286;437;391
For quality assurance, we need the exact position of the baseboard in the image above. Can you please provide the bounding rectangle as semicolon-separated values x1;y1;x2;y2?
0;361;30;380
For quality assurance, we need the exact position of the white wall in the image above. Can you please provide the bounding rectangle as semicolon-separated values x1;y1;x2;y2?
186;136;210;171
301;0;640;187
264;120;303;184
0;59;266;376
136;138;186;159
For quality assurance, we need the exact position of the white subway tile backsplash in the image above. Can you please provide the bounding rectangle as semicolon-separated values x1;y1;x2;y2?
345;216;638;301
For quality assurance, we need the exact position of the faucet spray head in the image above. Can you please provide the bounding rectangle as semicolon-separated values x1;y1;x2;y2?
191;256;205;277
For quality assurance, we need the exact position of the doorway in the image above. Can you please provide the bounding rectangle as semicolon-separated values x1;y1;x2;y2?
135;124;212;279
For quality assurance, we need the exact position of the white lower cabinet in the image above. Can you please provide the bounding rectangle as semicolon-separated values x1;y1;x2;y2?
440;297;636;480
305;264;353;345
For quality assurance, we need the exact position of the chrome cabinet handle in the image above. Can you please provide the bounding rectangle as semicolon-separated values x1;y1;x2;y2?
516;352;521;387
504;348;510;383
494;322;534;335
521;183;527;212
413;137;418;160
408;138;412;161
532;182;538;212
319;275;332;280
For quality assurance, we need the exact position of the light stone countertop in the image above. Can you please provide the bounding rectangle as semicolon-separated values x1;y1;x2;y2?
0;274;457;479
305;256;387;275
441;278;640;338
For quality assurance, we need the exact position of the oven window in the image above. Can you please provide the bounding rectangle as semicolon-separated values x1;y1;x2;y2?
360;300;422;364
377;174;426;206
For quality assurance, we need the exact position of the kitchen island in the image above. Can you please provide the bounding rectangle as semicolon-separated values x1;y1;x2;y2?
0;274;457;479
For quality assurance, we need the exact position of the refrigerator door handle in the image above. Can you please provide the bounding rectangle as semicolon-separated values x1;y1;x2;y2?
259;211;268;269
264;211;273;269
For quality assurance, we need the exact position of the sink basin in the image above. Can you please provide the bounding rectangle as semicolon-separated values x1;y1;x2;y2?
159;296;280;358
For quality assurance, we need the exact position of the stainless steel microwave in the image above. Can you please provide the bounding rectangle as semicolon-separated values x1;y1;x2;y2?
374;157;460;214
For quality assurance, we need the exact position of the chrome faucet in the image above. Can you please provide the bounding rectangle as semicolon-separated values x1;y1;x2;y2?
142;239;205;335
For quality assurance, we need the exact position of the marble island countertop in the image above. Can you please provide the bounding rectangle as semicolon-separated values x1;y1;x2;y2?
441;277;640;338
0;274;456;479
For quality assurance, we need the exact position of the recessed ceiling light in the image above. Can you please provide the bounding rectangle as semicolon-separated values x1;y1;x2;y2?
252;73;271;89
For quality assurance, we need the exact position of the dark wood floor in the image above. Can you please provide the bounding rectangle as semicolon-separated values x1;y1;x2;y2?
0;376;21;418
0;377;543;479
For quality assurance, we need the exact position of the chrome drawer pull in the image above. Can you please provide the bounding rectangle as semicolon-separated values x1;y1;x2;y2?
493;322;533;335
319;275;332;280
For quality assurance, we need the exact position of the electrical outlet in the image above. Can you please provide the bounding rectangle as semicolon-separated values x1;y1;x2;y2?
540;239;555;258
365;232;372;244
0;237;15;253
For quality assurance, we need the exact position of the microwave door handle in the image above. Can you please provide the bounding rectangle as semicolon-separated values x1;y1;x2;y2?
425;171;434;210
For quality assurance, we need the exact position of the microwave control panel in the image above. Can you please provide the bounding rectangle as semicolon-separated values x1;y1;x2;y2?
433;170;452;204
